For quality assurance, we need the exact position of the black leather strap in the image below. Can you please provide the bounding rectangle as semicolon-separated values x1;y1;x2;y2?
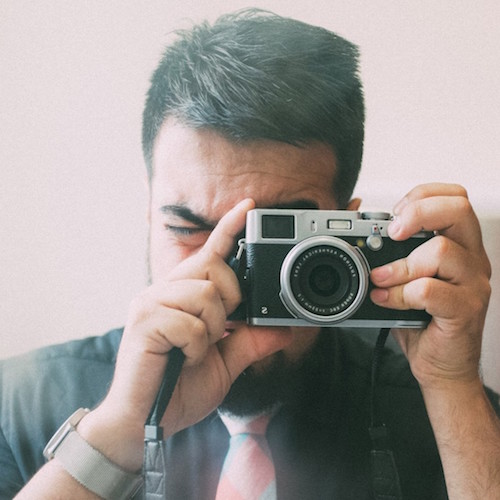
369;328;402;500
144;347;185;498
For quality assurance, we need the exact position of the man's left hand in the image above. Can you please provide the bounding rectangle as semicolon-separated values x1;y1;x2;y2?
370;183;492;390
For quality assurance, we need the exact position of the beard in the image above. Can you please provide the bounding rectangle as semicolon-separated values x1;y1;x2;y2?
218;330;331;416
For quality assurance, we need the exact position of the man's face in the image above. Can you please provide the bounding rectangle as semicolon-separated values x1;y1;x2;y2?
148;118;358;413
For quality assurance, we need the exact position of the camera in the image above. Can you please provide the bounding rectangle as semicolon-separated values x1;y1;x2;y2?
229;209;433;328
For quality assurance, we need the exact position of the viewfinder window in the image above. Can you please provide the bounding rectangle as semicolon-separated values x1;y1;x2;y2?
262;215;295;239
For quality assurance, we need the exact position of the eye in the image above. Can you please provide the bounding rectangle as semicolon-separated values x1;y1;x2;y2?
164;224;206;236
163;224;212;247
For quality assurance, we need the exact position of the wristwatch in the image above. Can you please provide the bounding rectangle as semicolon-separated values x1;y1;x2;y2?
43;408;142;499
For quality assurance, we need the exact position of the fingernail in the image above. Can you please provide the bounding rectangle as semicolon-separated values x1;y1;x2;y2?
371;288;389;303
388;218;401;238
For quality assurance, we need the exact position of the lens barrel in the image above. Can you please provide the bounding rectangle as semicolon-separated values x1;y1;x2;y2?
280;237;369;324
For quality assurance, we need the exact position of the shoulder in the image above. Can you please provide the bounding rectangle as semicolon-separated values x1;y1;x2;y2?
0;328;123;486
2;327;123;368
2;329;121;402
1;327;123;419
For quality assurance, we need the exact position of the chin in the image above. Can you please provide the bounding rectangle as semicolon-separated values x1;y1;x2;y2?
218;352;288;416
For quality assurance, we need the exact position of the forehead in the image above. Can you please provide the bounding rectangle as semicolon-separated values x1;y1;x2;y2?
151;119;339;218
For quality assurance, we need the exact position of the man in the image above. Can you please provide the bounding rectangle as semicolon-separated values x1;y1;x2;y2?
2;9;499;499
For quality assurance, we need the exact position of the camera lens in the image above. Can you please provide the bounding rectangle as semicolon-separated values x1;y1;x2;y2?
290;245;359;315
280;237;369;324
308;264;344;298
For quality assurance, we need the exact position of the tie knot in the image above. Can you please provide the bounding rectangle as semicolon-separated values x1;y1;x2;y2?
219;412;272;437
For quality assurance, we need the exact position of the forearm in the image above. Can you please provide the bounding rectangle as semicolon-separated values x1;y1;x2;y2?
15;460;101;499
422;379;500;499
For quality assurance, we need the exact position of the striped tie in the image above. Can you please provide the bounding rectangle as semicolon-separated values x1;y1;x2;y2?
215;412;277;500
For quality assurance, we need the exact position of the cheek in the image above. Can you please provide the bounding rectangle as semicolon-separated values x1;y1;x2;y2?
149;236;195;281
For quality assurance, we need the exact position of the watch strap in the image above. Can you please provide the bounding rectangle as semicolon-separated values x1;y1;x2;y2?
44;409;142;499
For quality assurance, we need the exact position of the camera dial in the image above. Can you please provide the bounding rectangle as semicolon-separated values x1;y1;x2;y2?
279;236;370;324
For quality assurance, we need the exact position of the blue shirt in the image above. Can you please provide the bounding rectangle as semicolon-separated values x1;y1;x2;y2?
1;327;498;499
0;329;121;497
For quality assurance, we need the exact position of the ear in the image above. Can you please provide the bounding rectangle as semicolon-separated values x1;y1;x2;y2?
346;197;362;211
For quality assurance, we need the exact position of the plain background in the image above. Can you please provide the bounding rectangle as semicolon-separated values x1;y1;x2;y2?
1;1;499;391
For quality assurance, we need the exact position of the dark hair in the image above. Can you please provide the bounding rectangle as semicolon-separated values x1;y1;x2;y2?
142;9;365;208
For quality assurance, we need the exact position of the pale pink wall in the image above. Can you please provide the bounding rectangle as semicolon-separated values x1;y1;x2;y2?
1;1;499;390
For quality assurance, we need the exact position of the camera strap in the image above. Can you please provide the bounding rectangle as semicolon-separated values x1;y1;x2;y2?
143;347;185;499
369;328;403;500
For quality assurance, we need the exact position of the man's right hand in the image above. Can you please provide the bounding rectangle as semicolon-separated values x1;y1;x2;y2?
76;199;293;472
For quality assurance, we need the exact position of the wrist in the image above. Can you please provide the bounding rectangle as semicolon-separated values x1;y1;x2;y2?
419;377;500;498
411;355;482;393
420;377;499;440
419;375;484;401
420;376;484;421
77;407;145;473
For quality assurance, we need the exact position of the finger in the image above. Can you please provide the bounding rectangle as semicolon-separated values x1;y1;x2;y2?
123;307;210;365
202;258;243;315
202;198;255;259
393;183;468;215
150;309;212;364
371;235;478;287
388;195;483;253
133;280;227;344
371;277;469;319
166;255;242;315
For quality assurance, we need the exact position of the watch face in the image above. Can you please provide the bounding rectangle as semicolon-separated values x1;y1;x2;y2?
43;408;89;460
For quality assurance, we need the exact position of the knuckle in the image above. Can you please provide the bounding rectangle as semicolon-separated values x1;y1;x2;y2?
417;277;434;303
411;184;428;200
479;278;492;306
228;287;242;309
408;199;423;222
482;253;492;279
452;183;469;199
467;295;485;318
433;235;451;259
200;248;219;266
454;195;473;217
199;280;219;302
396;286;408;308
485;276;492;297
401;256;413;280
189;316;208;339
128;292;154;321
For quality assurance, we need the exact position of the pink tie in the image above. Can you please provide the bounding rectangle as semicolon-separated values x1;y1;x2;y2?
215;412;277;500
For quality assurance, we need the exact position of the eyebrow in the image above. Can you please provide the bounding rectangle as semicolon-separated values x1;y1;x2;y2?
159;205;215;230
159;199;319;228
